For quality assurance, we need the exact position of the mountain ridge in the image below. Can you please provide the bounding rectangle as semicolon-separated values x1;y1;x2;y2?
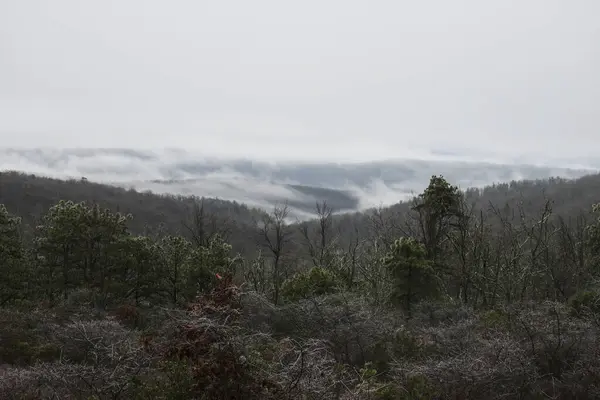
2;148;597;218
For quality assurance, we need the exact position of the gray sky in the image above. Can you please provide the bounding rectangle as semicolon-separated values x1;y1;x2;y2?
1;0;599;162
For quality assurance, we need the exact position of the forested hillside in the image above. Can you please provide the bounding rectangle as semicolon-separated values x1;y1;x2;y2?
2;170;600;398
3;170;600;258
0;171;267;255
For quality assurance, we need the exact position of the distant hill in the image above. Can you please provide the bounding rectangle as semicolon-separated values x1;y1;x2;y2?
3;168;600;264
328;172;600;253
0;171;266;255
2;148;597;219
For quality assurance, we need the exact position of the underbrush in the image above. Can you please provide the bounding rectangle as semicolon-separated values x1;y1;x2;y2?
2;286;600;399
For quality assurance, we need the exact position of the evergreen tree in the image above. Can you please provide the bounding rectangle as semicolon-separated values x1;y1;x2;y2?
0;205;27;305
383;237;437;318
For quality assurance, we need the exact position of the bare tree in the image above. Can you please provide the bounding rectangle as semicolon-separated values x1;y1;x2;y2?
488;200;527;305
298;201;336;270
552;212;590;299
339;219;365;289
445;196;478;303
516;197;558;301
258;203;293;305
182;197;233;247
367;205;400;248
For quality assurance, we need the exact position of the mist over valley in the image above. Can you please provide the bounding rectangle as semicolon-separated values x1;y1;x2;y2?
2;148;597;218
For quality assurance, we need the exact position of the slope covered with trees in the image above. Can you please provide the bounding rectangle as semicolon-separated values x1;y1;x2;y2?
0;171;267;256
2;170;600;398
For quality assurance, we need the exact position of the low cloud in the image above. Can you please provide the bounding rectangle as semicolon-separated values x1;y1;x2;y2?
1;148;597;220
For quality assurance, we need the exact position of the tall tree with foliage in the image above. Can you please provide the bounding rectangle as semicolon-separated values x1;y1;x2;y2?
34;200;86;301
0;204;27;305
120;235;161;306
80;203;132;301
587;203;600;276
157;235;193;305
412;175;462;261
410;175;462;299
185;234;237;299
383;237;437;318
33;200;131;304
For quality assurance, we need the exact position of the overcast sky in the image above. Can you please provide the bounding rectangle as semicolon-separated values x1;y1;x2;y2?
1;0;599;162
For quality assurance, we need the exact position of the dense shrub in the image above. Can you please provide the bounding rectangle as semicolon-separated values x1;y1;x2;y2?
281;266;340;302
569;287;600;318
0;309;59;366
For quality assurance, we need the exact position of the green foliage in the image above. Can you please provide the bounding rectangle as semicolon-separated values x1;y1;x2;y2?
0;204;28;305
133;360;196;399
354;362;429;400
480;308;511;329
157;235;193;305
281;266;340;301
383;237;437;316
184;234;237;299
0;309;60;365
418;175;461;216
33;200;132;304
369;325;430;375
412;175;462;263
354;362;382;396
391;328;425;359
401;374;441;400
119;235;162;306
569;287;600;317
243;250;270;295
0;205;22;258
28;198;242;308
